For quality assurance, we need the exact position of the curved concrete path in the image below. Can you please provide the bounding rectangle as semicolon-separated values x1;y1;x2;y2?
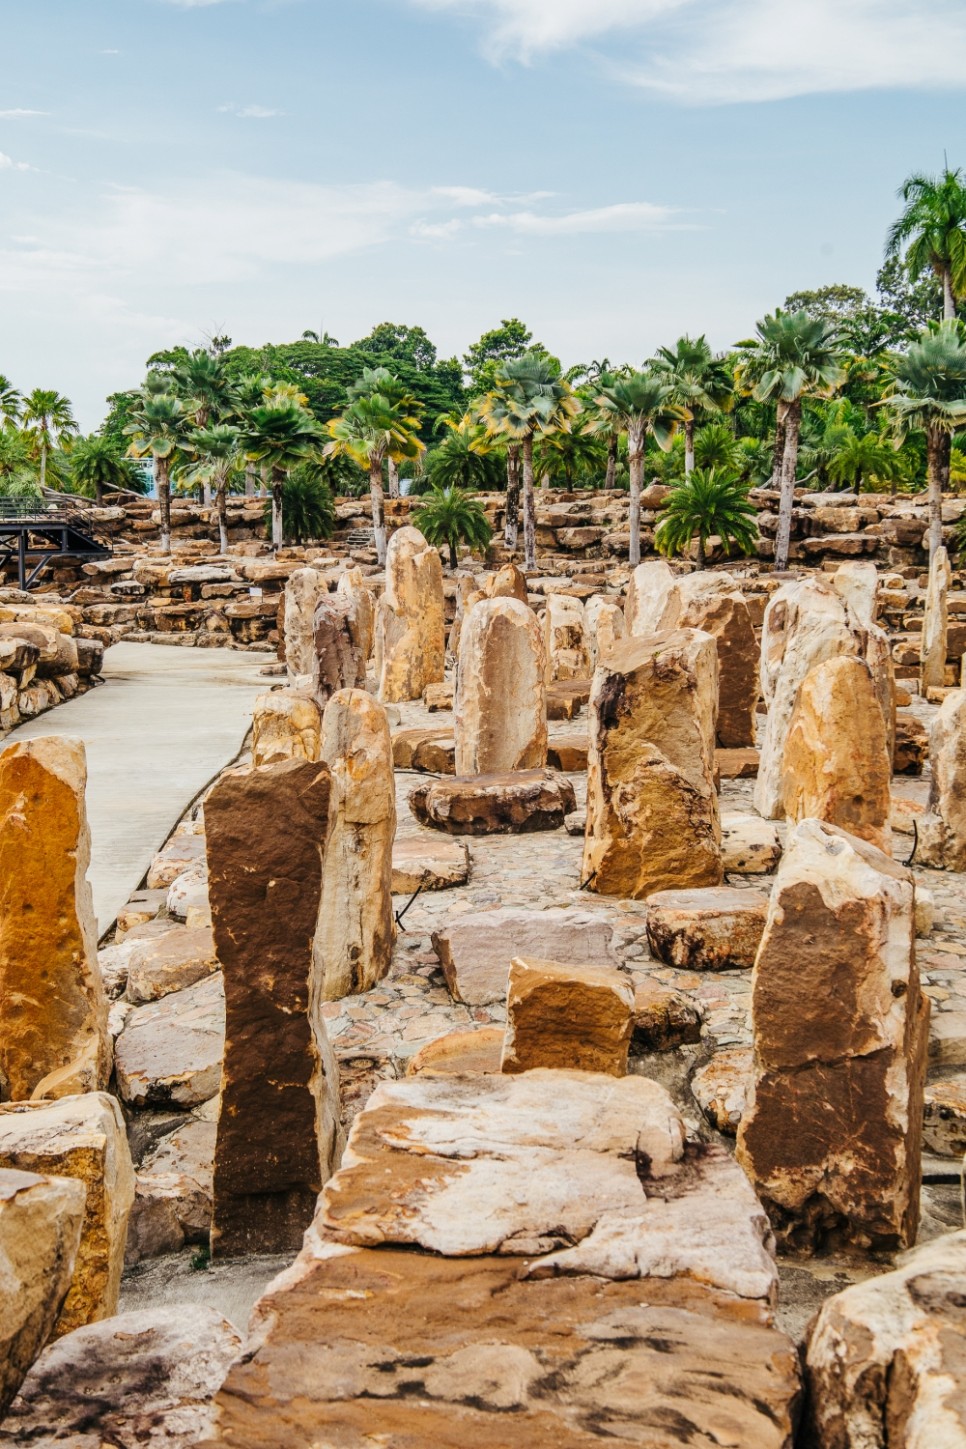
4;642;275;934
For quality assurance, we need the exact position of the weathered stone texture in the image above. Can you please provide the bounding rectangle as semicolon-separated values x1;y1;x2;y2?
432;907;617;1006
336;565;376;663
312;592;366;705
543;593;589;682
920;543;951;691
919;688;966;870
658;572;759;747
455;597;547;776
501;957;635;1075
283;567;326;678
646;886;769;971
623;559;675;636
585;594;625;669
410;769;575;835
251;688;321;766
377;526;445;702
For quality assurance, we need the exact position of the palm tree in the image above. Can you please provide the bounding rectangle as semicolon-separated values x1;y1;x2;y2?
69;434;139;504
427;413;504;493
326;394;424;563
21;388;77;491
412;485;493;568
590;371;683;566
884;319;966;555
655;469;759;569
652;336;733;473
736;310;845;570
242;402;321;551
171;350;231;505
182;423;243;552
693;421;742;473
886;167;966;320
825;428;905;494
478;354;579;569
262;462;335;545
534;425;608;489
0;428;37;497
124;386;188;553
0;375;22;428
347;367;425;498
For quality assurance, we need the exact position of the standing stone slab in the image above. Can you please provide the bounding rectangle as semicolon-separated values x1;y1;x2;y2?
0;1093;135;1338
918;688;966;870
920;543;951;692
658;572;759;748
623;558;675;636
283;567;327;679
501;957;635;1075
0;736;110;1100
582;629;722;899
455;597;547;776
251;689;321;767
205;760;342;1257
432;907;617;1006
736;820;929;1253
543;594;589;682
336;565;375;663
315;690;395;1000
585;594;625;670
377;525;445;703
312;593;366;705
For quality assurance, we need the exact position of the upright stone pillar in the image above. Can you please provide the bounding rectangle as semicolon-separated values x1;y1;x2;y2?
544;594;589;684
0;737;110;1100
918;689;966;870
582;629;722;898
283;568;327;679
314;691;396;1001
831;560;879;627
736;819;928;1253
585;596;625;671
377;526;445;703
455;598;547;776
206;760;342;1256
252;689;322;767
921;544;951;692
337;567;376;665
313;593;366;705
658;573;758;748
624;559;675;637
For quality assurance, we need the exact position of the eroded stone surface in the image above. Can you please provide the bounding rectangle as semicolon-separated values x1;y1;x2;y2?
251;689;321;767
455;597;547;775
312;593;366;705
658;572;758;747
124;926;219;1005
646;887;769;971
432;907;617;1006
721;812;782;874
919;689;966;870
410;769;575;836
543;594;589;682
501;957;635;1076
623;559;675;637
283;567;326;679
377;526;445;703
391;835;469;893
691;1048;753;1136
114;973;224;1110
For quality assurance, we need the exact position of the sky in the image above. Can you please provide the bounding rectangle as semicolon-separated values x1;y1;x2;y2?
2;0;965;430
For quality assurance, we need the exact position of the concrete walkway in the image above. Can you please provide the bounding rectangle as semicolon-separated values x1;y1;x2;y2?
5;642;275;934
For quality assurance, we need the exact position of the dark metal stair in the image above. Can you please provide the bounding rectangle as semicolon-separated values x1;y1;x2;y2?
0;495;113;590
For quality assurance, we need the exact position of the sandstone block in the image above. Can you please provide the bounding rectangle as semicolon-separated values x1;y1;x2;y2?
455;597;547;775
0;1093;134;1337
501;957;635;1075
312;591;366;704
920;543;951;692
923;688;966;869
623;558;675;636
894;710;928;774
390;835;469;893
582;630;722;898
545;678;590;719
631;981;703;1052
114;972;224;1109
410;768;575;835
923;1075;966;1157
251;688;321;766
0;736;110;1101
543;593;589;682
721;812;782;873
144;831;206;890
431;907;617;1006
691;1047;753;1136
545;732;589;770
645;886;769;971
377;525;445;702
658;572;759;747
585;594;625;669
124;926;219;1004
125;1118;215;1264
406;1025;504;1077
283;567;326;678
336;565;375;663
390;725;456;773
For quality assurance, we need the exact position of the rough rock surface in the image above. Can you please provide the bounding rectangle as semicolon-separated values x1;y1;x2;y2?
0;1093;134;1337
805;1230;966;1448
691;1048;753;1136
251;689;321;766
377;526;445;703
543;593;589;682
501;957;635;1075
920;543;951;692
0;1168;84;1418
312;592;367;704
454;597;547;775
658;572;759;747
736;820;929;1252
390;835;469;893
923;1076;966;1157
919;688;966;870
410;768;575;836
432;907;617;1006
206;760;342;1256
336;565;376;663
623;559;675;636
645;887;769;971
406;1025;505;1076
0;1305;242;1449
126;1118;215;1264
315;690;395;1000
631;982;704;1052
721;812;783;873
114;973;224;1109
124;926;219;1004
582;630;722;898
0;735;110;1100
283;567;326;679
585;594;625;669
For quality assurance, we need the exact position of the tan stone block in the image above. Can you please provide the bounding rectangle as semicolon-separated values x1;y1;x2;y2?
623;558;675;636
410;769;575;836
631;981;703;1052
406;1025;504;1076
124;925;219;1004
543;593;589;682
645;886;769;971
455;597;546;775
658;572;759;747
251;688;321;766
390;835;468;893
431;906;616;1006
501;957;635;1076
377;526;445;702
927;688;966;869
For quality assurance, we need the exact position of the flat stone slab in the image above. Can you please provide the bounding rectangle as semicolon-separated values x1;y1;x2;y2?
546;733;589;771
124;925;218;1004
114;972;224;1109
410;770;576;836
645;887;770;971
391;836;469;894
406;1025;505;1077
715;747;760;780
145;831;206;890
546;679;591;720
432;907;617;1006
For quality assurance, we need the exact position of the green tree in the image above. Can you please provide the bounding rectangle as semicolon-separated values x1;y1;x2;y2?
0;428;38;497
69;434;143;504
655;469;759;569
463;318;537;393
426;414;505;493
887;167;966;321
21;388;77;491
0;375;22;428
326;393;424;563
353;322;438;370
242;402;321;551
123;384;189;553
884;319;966;554
652;335;733;473
412;484;493;568
182;423;243;552
263;462;335;545
589;371;683;566
825;427;906;494
347;367;425;498
736;310;845;570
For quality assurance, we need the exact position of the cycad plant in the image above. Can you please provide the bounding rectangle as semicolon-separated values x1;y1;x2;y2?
412;484;493;569
69;434;142;504
655;468;759;569
262;462;335;545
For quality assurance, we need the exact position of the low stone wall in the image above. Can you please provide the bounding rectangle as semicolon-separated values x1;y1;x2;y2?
0;597;104;738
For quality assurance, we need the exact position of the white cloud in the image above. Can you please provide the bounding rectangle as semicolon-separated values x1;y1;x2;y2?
218;102;283;118
473;200;678;234
407;0;966;102
0;109;49;119
0;153;33;172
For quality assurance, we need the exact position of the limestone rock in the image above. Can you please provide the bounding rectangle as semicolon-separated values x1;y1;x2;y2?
623;558;675;636
805;1230;966;1448
0;1305;242;1449
377;525;445;703
721;812;783;873
391;835;469;893
545;678;590;720
0;1168;84;1418
114;973;224;1109
251;688;321;766
165;863;208;923
658;572;759;747
205;760;342;1256
501;957;635;1076
454;597;547;775
582;630;722;898
145;831;206;890
920;543;951;692
781;655;892;853
0;1093;134;1336
543;593;589;682
432;907;617;1006
336;565;375;663
410;768;575;835
0;736;110;1100
585;594;625;669
125;1119;215;1264
124;926;219;1004
312;591;366;704
736;820;929;1252
423;680;453;711
831;559;879;627
691;1047;753;1136
283;567;326;678
646;886;769;971
315;690;396;1000
631;981;703;1052
406;1025;504;1076
922;688;966;869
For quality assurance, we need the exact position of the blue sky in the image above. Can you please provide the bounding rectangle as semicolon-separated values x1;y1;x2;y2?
2;0;965;429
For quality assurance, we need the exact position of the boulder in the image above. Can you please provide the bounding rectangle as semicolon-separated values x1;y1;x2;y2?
691;1048;753;1136
658;572;759;747
623;558;675;636
501;957;635;1076
431;907;617;1006
894;710;928;774
377;525;445;702
585;594;625;670
406;1025;505;1076
721;812;782;873
410;768;576;835
831;559;879;626
283;567;326;678
454;597;547;775
165;863;208;923
0;1093;134;1337
736;820;929;1253
582;630;722;898
645;886;770;971
205;760;342;1256
315;690;395;1000
125;1119;215;1264
390;835;469;893
631;981;704;1052
923;1075;966;1157
312;592;367;704
0;736;110;1100
124;926;219;1004
543;593;589;682
251;688;321;766
920;543;951;692
0;1168;85;1418
145;831;206;890
545;732;589;770
390;725;456;774
114;973;224;1110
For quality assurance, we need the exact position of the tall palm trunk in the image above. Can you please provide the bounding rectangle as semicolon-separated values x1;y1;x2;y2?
773;400;802;571
605;434;617;490
684;417;696;475
770;403;788;489
39;436;47;492
522;431;537;571
245;463;256;498
387;457;400;499
943;265;957;321
926;425;950;558
370;454;387;565
202;481;212;507
627;422;645;567
272;466;285;550
216;478;229;555
695;532;706;569
504;445;520;550
157;455;172;554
